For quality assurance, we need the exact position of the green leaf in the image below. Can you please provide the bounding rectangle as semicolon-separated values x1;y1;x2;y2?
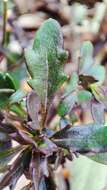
69;111;78;124
78;90;92;103
25;18;68;109
58;74;93;116
58;73;78;116
87;65;105;83
52;123;107;153
10;89;27;104
0;164;10;173
25;48;48;109
0;72;15;108
69;155;107;190
58;91;77;116
0;138;12;167
64;72;78;94
0;145;23;165
0;148;31;190
79;41;105;83
80;41;93;57
79;41;94;74
88;152;107;165
0;139;12;167
10;65;27;89
0;73;15;90
10;103;26;118
90;84;107;107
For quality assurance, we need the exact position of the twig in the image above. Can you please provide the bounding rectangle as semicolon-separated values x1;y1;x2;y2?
2;0;8;46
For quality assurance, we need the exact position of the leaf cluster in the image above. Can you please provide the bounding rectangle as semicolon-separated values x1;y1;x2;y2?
0;18;107;190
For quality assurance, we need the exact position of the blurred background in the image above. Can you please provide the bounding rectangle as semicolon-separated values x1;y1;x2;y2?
0;0;107;189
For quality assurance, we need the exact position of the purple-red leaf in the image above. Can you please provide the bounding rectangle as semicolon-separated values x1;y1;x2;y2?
30;152;41;190
40;157;49;177
0;148;31;190
26;91;41;129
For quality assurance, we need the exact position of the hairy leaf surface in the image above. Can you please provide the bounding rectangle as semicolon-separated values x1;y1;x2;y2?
52;123;107;153
25;18;68;109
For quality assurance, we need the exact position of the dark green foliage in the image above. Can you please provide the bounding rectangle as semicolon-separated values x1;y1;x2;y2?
0;72;15;108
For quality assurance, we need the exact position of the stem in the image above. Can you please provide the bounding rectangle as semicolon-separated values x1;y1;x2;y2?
2;0;8;46
41;105;47;128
